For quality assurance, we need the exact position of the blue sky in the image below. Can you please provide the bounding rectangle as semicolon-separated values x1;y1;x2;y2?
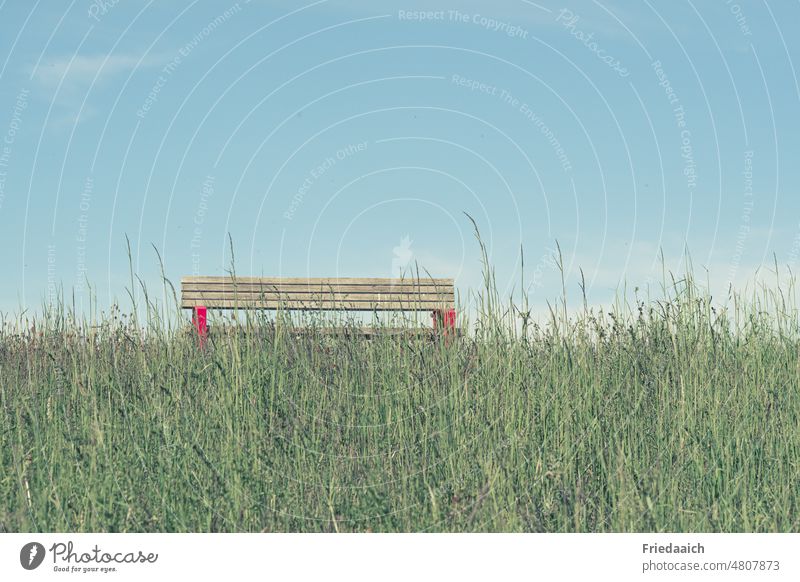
0;0;798;315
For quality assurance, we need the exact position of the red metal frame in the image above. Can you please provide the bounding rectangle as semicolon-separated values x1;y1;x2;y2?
431;308;457;334
192;305;208;345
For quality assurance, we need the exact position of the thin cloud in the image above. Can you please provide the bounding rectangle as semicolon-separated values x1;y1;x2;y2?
32;53;163;88
30;52;166;128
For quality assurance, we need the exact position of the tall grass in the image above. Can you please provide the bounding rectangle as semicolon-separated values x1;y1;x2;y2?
1;251;799;532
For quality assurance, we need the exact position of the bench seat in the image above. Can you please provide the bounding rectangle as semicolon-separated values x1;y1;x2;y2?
181;276;457;338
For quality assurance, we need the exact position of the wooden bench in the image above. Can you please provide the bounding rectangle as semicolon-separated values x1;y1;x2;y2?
181;276;457;338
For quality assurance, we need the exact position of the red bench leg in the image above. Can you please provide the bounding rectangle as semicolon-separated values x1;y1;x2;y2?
192;305;208;345
431;308;457;335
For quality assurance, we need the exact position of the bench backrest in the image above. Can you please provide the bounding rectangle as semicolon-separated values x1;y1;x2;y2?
181;276;455;311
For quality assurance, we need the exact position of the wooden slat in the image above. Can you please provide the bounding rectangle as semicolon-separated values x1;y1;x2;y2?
182;299;452;309
182;293;451;303
181;276;453;286
180;299;451;311
180;276;455;311
182;292;453;302
181;283;452;293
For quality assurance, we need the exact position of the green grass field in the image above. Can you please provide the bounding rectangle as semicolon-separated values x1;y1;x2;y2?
1;255;799;532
